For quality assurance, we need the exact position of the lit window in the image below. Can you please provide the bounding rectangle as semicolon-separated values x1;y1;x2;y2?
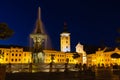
66;41;68;43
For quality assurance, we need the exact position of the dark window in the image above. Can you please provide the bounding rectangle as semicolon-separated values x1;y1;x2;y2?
6;58;8;61
11;59;14;61
66;37;68;40
12;54;14;56
66;41;68;43
6;53;8;55
19;54;21;56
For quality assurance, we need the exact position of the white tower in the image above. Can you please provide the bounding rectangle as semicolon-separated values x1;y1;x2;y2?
76;42;87;64
30;7;47;63
60;22;71;52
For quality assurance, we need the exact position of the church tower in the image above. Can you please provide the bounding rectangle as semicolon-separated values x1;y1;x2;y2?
30;7;47;63
60;22;71;52
76;42;87;64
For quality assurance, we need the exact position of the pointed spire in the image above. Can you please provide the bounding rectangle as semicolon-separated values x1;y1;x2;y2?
63;22;68;33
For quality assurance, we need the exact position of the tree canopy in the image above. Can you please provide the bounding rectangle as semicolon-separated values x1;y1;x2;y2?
0;23;14;39
111;53;120;58
72;53;80;59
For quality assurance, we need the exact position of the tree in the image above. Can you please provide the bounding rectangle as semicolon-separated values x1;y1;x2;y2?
0;23;14;39
72;53;80;59
111;53;120;58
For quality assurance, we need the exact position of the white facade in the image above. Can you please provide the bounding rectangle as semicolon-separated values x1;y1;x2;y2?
76;42;87;64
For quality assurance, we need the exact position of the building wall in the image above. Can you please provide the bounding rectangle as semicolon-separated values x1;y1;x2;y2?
0;47;32;64
0;47;80;64
43;50;75;64
87;47;120;67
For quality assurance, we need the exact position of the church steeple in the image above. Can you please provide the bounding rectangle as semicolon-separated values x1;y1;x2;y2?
63;22;69;33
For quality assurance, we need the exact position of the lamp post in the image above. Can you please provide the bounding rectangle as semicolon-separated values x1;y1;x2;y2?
49;54;55;72
64;58;69;72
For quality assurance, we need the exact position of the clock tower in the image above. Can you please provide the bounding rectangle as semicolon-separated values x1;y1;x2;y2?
60;22;71;52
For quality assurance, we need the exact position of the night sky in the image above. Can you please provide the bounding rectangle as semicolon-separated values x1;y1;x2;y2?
0;0;120;51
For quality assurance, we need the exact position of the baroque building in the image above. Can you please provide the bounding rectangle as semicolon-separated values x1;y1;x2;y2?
0;46;31;64
87;47;120;67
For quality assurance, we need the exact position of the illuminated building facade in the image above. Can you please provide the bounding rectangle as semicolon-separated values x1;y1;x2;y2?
43;50;75;64
75;42;87;64
0;46;32;64
0;46;76;64
87;47;120;67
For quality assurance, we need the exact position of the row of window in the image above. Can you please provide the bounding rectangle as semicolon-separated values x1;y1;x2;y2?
5;58;28;62
45;59;74;62
62;41;69;44
3;53;27;57
61;37;69;40
0;49;23;52
45;54;71;58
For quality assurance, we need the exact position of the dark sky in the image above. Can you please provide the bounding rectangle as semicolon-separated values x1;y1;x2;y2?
0;0;120;51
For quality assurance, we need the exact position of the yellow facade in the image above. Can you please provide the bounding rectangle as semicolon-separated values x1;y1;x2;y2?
60;33;71;52
43;50;76;64
87;47;120;67
0;47;32;64
0;47;80;64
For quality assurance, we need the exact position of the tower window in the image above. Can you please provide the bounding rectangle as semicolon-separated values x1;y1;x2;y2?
66;37;68;40
66;41;68;43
